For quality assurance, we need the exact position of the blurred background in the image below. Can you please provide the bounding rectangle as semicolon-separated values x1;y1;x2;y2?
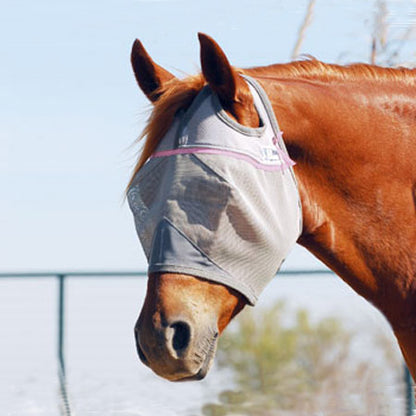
2;0;416;414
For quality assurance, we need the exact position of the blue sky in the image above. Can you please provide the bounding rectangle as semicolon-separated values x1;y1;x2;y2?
2;0;416;271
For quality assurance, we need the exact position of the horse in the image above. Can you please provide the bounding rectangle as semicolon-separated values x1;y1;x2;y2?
127;33;416;383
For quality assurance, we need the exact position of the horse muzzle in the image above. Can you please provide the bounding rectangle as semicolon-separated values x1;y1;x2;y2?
133;272;246;381
134;314;219;381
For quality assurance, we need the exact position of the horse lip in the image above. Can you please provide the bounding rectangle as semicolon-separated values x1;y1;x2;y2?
175;359;211;382
182;366;208;381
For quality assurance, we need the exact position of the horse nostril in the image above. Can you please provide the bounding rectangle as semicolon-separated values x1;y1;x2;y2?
171;321;191;352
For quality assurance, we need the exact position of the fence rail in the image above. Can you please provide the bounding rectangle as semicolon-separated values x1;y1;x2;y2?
0;269;414;415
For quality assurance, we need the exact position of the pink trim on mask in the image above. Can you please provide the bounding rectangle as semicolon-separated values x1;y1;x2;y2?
150;147;295;171
272;134;296;167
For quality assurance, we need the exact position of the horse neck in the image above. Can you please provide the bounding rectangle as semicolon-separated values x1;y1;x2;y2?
253;73;416;309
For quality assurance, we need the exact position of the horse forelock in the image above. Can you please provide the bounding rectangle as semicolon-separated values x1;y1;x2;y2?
127;74;206;188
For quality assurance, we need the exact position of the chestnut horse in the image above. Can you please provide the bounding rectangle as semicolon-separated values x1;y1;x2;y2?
129;33;416;382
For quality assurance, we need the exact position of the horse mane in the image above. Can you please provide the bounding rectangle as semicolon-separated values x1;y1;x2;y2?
246;59;416;84
128;59;416;188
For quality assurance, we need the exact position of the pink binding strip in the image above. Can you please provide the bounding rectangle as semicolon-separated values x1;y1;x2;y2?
150;146;295;172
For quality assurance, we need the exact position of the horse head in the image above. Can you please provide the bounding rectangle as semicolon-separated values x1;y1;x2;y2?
128;34;301;381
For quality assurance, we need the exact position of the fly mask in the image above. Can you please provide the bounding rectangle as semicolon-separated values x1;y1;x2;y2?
127;76;302;305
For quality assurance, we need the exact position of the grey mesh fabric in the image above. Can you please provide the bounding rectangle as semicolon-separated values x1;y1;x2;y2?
127;76;302;305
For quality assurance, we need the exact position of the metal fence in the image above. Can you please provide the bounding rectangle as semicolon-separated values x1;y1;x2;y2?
0;270;414;415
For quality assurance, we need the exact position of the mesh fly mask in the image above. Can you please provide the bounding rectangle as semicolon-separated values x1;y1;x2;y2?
127;76;302;305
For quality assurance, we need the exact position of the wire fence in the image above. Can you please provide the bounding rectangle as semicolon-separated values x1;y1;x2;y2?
0;270;414;416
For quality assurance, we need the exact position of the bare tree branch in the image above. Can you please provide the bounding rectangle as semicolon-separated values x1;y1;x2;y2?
371;0;388;64
291;0;317;60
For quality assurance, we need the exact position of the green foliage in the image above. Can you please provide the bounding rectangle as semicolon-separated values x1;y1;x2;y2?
202;302;401;416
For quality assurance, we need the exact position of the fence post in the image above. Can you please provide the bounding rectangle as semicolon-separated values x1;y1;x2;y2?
58;274;66;375
57;274;72;415
405;364;415;416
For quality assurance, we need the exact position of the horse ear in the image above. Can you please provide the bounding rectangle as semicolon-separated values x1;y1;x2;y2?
198;33;259;127
198;33;238;108
131;39;176;102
